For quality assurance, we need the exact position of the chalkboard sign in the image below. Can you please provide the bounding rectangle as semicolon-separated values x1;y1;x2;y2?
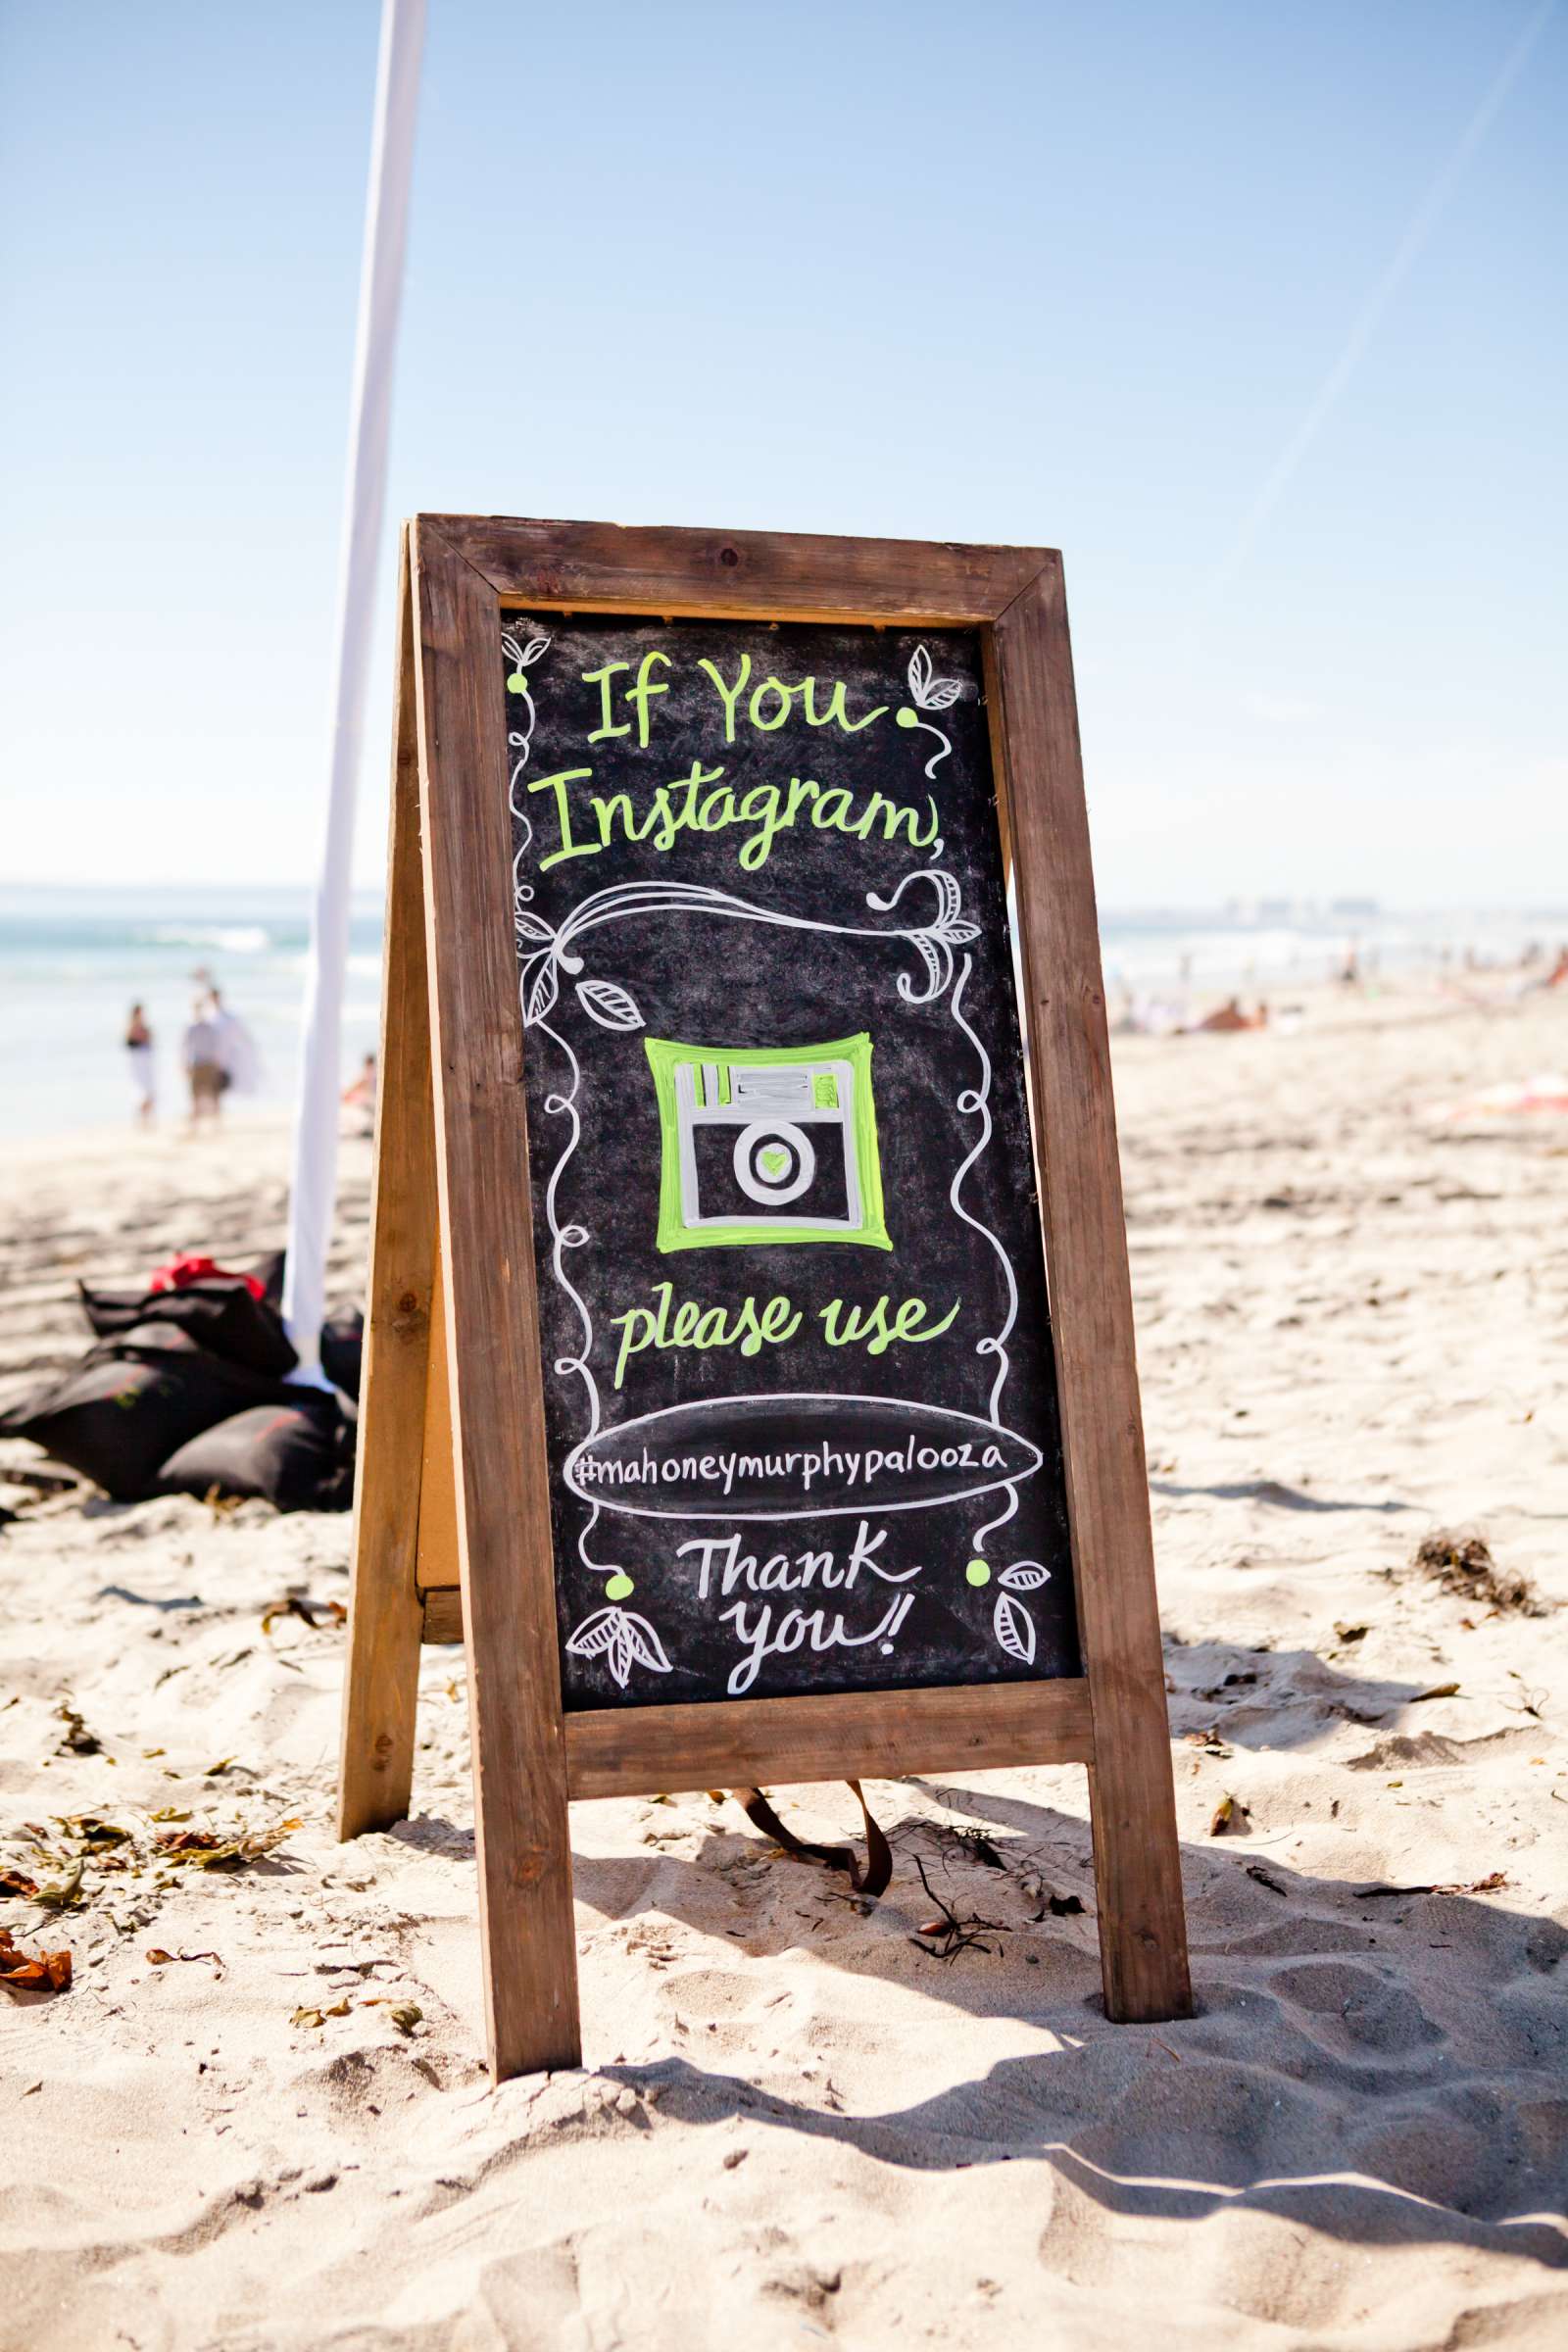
339;516;1190;2082
505;614;1076;1710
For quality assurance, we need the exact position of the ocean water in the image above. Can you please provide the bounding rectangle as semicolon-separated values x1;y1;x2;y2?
1098;905;1558;997
0;888;385;1142
0;887;1556;1142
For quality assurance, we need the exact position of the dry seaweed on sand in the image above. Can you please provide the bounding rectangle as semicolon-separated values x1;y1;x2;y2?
53;1700;101;1756
261;1592;347;1635
950;1826;1008;1870
1355;1870;1509;1900
291;1997;352;2029
154;1818;301;1871
0;1925;72;1993
4;1810;303;1909
33;1858;85;1908
1410;1529;1547;1617
908;1857;1007;1959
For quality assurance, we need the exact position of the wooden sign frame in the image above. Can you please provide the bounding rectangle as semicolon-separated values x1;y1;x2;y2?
338;514;1191;2081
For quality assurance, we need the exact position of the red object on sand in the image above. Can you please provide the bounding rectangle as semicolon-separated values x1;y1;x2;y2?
147;1252;265;1302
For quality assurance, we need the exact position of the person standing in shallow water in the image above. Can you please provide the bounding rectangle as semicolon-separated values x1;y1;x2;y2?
181;998;223;1129
124;1004;155;1127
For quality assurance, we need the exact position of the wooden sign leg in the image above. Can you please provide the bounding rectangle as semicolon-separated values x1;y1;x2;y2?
415;523;582;2081
990;568;1192;2025
414;1239;460;1602
338;533;436;1839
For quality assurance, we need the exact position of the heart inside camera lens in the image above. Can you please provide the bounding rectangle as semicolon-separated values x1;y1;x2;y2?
733;1120;815;1206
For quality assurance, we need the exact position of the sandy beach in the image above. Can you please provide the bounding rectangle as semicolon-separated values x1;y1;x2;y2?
2;973;1565;2351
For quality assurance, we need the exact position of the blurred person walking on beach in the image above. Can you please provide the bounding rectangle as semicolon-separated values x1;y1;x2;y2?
208;985;261;1099
342;1050;377;1137
123;1004;155;1127
181;998;223;1128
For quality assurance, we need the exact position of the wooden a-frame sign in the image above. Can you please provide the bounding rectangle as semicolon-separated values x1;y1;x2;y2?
338;514;1191;2082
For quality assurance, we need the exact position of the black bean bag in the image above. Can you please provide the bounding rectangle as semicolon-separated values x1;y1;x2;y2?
319;1309;365;1401
0;1322;294;1501
253;1249;287;1308
155;1393;356;1512
77;1278;297;1379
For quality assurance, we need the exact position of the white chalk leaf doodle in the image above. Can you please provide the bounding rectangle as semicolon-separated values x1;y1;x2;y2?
504;624;555;916
575;977;645;1032
502;627;552;686
524;956;561;1027
903;645;966;776
999;1561;1052;1592
906;646;938;702
565;1605;672;1688
515;908;556;947
994;1590;1037;1665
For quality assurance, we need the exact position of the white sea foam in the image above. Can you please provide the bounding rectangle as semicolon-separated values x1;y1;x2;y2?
147;924;271;956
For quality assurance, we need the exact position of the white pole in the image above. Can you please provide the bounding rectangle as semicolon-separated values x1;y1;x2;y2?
282;0;426;1377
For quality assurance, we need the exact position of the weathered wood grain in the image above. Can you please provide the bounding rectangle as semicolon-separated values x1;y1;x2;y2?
567;1679;1092;1797
412;518;582;2080
337;532;435;1840
422;514;1053;626
989;564;1192;2023
414;1239;458;1598
420;1584;463;1645
409;1597;1094;1777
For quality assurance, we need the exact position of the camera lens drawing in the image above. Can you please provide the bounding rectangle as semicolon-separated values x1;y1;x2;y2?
732;1119;816;1205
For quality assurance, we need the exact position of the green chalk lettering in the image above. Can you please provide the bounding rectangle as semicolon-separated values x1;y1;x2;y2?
698;780;739;832
819;1296;961;1354
611;1281;673;1388
609;1283;805;1380
583;662;632;742
698;653;752;742
529;768;601;869
738;782;784;870
802;676;888;733
628;650;671;747
754;1296;801;1351
856;790;943;850
748;677;792;732
783;774;820;829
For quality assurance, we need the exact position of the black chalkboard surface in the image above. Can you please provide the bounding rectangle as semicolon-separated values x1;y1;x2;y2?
504;613;1077;1709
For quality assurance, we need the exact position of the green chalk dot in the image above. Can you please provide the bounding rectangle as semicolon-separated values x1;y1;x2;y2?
507;670;528;693
896;706;919;728
965;1559;991;1587
605;1572;634;1600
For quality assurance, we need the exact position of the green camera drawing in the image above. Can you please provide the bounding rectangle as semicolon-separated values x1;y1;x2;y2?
643;1033;891;1253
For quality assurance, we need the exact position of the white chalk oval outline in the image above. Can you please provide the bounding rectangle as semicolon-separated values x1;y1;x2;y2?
562;1392;1044;1524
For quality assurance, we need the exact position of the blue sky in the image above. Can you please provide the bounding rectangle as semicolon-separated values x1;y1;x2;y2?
2;0;1562;906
